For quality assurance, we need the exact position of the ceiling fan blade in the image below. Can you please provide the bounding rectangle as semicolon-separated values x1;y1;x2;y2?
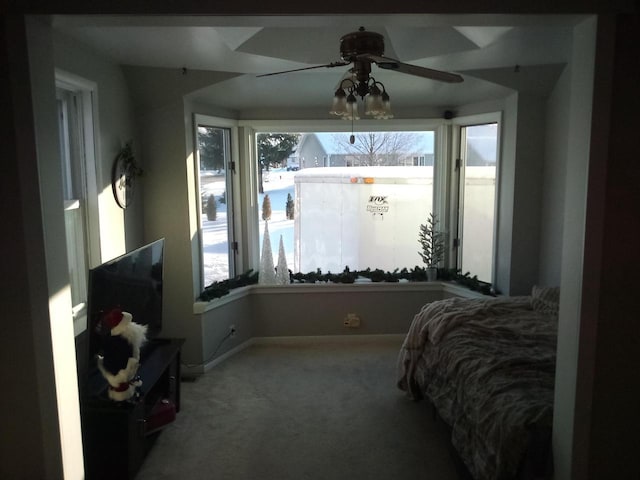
362;54;464;83
257;61;350;78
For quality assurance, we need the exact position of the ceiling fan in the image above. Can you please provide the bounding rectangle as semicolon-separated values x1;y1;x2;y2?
257;26;464;87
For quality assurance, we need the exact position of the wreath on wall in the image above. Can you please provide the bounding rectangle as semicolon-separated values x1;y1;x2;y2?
111;142;143;209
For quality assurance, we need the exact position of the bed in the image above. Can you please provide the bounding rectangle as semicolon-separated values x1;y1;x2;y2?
397;286;559;480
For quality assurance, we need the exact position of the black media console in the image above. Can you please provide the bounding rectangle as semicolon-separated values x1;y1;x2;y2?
81;338;184;480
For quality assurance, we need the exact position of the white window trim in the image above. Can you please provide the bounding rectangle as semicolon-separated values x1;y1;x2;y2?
55;69;101;270
55;69;101;335
190;115;502;281
193;114;243;288
239;118;442;133
450;111;502;284
239;118;445;272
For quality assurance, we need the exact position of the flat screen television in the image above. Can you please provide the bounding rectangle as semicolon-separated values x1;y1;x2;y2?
82;238;165;393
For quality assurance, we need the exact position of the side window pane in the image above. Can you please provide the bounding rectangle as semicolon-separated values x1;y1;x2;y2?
57;87;89;319
197;125;234;285
257;131;435;274
459;123;498;283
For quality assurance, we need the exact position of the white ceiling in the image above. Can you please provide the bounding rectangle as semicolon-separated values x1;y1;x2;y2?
53;14;582;117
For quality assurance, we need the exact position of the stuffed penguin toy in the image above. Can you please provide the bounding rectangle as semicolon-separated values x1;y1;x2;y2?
96;307;148;401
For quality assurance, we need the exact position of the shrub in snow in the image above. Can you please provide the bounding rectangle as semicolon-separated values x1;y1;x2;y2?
206;194;217;221
286;193;294;220
262;194;272;221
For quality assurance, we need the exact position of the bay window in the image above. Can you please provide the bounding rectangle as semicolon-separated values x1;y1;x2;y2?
195;117;500;289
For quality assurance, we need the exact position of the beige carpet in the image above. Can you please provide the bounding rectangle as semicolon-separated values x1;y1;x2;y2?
135;336;461;480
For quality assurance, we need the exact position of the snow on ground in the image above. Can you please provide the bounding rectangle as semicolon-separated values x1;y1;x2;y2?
201;168;295;286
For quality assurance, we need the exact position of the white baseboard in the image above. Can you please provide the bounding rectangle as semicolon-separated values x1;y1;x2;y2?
182;338;253;376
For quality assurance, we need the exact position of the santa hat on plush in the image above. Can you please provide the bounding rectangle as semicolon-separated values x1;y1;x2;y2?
97;307;148;401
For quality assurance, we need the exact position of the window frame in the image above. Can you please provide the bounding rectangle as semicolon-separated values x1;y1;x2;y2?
55;69;101;335
238;119;447;273
190;115;502;284
450;112;502;284
193;114;242;290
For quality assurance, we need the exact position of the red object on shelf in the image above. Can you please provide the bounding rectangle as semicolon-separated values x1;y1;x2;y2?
145;398;176;434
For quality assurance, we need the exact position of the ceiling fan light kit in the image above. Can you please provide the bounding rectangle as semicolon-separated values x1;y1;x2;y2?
329;87;347;115
346;93;360;120
331;77;390;120
259;27;462;122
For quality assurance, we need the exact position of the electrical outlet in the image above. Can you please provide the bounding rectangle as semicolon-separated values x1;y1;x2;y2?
229;324;236;338
343;313;361;328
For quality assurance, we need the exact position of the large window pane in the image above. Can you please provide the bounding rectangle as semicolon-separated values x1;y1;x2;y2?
197;125;234;286
257;131;435;274
458;123;497;282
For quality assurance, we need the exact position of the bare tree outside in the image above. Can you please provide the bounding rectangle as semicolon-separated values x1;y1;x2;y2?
331;132;423;166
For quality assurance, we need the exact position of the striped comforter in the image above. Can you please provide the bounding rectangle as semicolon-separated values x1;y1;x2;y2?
397;296;557;480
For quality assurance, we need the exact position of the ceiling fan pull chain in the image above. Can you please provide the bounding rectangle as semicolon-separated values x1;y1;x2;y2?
350;115;355;144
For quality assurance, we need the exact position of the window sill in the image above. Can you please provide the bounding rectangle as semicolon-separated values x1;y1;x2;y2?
193;280;483;314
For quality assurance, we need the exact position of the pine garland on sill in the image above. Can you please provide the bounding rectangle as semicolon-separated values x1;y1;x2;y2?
198;266;496;302
198;270;259;301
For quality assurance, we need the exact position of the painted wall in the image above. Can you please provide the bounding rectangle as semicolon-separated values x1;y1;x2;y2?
138;98;204;363
250;286;446;337
579;15;640;478
0;16;64;480
539;65;570;286
52;30;142;260
194;283;478;373
509;93;546;294
19;16;84;479
494;93;517;294
490;92;547;296
553;16;597;479
197;293;254;373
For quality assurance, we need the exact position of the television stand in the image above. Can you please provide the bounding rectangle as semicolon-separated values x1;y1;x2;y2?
81;338;184;480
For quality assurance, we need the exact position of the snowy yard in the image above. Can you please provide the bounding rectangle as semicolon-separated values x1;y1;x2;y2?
200;168;295;285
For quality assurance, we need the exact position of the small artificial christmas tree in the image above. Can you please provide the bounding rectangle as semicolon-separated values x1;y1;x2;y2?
206;194;217;221
259;221;276;285
276;234;290;285
262;194;272;221
285;193;294;220
418;213;445;281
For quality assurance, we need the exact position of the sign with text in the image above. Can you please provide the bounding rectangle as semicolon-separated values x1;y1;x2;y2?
366;195;389;218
